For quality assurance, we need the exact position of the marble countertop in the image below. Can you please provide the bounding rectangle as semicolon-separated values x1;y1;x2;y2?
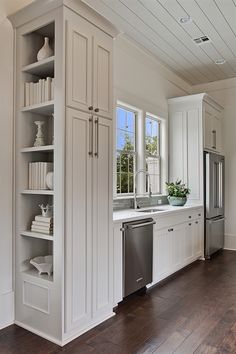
113;203;204;223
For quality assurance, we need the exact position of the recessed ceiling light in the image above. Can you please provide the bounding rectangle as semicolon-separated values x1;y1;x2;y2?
179;16;192;24
215;58;226;65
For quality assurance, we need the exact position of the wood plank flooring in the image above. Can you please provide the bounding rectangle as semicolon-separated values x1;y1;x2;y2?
1;250;236;354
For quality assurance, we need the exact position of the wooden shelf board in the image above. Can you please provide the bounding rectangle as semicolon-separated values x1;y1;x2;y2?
21;101;54;115
21;230;53;241
22;56;55;76
21;268;53;282
21;145;54;153
21;190;54;195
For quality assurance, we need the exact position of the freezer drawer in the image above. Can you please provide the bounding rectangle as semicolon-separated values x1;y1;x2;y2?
205;217;224;258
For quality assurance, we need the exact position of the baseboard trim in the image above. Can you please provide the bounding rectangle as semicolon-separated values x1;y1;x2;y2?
224;234;236;251
62;311;116;346
15;311;116;347
14;321;62;346
0;291;14;330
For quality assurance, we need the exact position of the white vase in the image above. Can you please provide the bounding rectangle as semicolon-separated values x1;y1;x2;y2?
34;121;45;147
37;37;53;61
46;172;54;190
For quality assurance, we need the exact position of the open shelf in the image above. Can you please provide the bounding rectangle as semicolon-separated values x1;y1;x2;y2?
21;230;53;241
21;100;54;115
22;56;54;77
21;190;54;195
22;268;53;282
21;145;54;153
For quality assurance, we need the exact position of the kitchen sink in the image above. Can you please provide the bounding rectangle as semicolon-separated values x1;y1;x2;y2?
136;208;166;213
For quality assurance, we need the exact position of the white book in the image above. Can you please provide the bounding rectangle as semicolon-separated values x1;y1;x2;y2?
25;83;30;107
35;215;53;223
38;79;43;103
37;82;40;104
35;162;38;189
42;79;45;102
34;83;37;105
29;82;34;106
31;227;53;235
46;77;52;101
32;220;53;227
51;78;54;100
29;163;32;189
32;163;35;189
31;224;53;231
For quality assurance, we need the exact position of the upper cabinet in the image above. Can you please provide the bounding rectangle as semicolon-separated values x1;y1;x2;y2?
204;101;222;153
168;93;223;204
66;11;113;119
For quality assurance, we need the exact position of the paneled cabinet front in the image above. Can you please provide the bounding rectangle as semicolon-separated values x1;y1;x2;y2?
66;12;113;119
204;102;222;153
65;108;113;333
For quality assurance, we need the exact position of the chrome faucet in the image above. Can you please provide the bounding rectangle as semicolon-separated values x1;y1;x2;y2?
134;169;152;209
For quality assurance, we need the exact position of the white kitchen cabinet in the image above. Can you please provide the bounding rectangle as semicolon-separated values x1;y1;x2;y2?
153;225;172;283
66;108;113;333
65;109;93;333
10;0;117;346
168;94;223;205
204;102;222;153
67;10;113;119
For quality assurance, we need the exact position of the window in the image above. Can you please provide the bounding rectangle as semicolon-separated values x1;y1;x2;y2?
115;103;164;197
145;116;161;194
116;106;136;195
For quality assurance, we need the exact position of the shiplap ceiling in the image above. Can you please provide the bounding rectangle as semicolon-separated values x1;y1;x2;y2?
83;0;236;85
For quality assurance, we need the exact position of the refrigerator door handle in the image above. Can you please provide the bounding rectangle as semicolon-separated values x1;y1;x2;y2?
218;161;223;209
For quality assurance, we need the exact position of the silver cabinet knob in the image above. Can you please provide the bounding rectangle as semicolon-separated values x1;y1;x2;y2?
94;108;99;113
88;106;93;111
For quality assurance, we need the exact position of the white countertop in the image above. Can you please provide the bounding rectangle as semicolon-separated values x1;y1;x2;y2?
113;203;203;223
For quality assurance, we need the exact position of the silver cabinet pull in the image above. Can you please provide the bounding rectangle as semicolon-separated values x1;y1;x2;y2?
88;117;93;157
189;223;192;226
127;220;156;230
94;108;99;113
168;228;174;232
94;117;99;158
88;106;93;111
212;130;216;149
195;221;199;224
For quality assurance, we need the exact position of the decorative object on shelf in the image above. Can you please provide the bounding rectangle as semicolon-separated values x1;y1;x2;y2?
31;212;53;235
166;180;190;206
30;255;53;275
34;121;45;147
46;171;54;190
37;37;53;61
39;204;53;218
29;162;53;189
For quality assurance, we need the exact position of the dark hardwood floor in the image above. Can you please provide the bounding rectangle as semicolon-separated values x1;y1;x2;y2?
1;250;236;354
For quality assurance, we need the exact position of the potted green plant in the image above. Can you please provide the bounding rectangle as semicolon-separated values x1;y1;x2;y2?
165;180;190;206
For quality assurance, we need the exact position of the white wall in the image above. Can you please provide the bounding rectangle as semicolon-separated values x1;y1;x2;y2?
114;35;191;118
193;78;236;250
0;17;14;329
114;35;192;194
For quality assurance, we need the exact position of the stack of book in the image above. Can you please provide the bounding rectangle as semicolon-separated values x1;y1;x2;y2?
29;162;53;190
31;215;53;235
24;77;54;106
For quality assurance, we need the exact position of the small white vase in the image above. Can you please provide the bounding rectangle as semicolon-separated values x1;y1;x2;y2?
46;172;54;190
37;37;53;61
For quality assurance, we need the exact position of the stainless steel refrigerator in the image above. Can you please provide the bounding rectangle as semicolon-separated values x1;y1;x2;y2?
204;152;225;259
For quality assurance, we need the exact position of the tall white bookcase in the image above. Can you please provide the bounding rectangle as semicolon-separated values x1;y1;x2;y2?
9;0;117;345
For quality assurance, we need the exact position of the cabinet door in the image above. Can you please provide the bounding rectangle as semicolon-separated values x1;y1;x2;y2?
65;108;93;332
92;116;113;318
193;219;204;258
153;227;172;283
93;29;113;119
171;224;185;272
204;103;222;153
184;222;194;265
66;15;93;112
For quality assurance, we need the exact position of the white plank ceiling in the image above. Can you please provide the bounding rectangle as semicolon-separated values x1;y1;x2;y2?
82;0;236;85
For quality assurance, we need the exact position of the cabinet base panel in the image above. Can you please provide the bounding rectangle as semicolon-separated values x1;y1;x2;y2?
15;311;116;346
0;291;14;330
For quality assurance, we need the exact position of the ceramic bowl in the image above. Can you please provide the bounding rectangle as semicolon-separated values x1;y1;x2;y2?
30;255;53;276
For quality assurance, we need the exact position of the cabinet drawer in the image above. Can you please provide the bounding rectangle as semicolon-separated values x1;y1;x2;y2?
154;208;203;230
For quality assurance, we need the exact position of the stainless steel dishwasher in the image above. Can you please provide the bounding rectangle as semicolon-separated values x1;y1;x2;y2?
122;218;155;297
